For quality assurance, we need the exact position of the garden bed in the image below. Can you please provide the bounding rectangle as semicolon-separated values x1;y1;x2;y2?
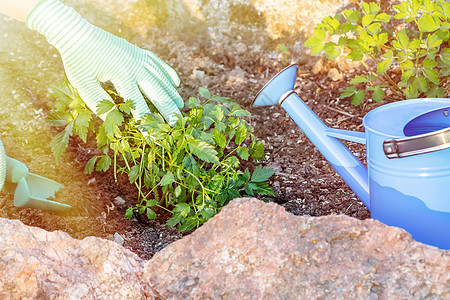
66;51;377;260
0;39;383;261
0;46;380;261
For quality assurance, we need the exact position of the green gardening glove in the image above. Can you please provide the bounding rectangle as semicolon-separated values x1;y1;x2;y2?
26;0;184;125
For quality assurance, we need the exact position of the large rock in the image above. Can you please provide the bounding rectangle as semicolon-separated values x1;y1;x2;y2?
0;218;159;299
0;198;448;299
145;198;450;299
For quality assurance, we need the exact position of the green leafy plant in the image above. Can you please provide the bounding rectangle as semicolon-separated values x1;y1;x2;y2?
305;0;450;105
46;81;276;232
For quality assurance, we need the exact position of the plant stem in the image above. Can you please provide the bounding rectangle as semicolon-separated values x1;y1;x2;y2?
362;56;404;98
137;142;146;201
113;149;117;182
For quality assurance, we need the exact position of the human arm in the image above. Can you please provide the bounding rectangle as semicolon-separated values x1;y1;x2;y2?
0;0;40;22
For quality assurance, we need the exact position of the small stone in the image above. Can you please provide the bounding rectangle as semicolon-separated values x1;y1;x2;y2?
189;69;207;85
327;68;343;81
225;67;246;88
113;196;126;206
235;42;248;55
114;233;125;246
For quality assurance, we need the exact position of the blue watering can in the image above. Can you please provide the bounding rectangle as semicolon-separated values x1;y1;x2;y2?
254;64;450;249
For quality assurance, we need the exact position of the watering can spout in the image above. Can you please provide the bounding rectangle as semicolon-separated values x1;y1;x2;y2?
254;65;370;208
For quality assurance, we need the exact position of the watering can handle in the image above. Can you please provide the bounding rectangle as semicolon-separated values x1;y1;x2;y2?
383;127;450;159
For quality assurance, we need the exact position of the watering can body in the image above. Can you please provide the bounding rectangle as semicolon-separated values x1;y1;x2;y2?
254;65;450;249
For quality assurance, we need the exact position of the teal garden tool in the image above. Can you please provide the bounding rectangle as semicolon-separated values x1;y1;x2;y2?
0;140;71;212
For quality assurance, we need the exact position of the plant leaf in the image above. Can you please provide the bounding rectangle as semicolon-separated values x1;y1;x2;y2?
237;147;250;161
350;76;369;84
213;129;227;149
304;35;324;49
96;125;109;152
96;100;115;115
362;15;375;27
178;217;198;232
160;172;175;186
423;68;440;85
230;103;250;117
201;207;216;221
128;165;140;183
174;186;182;198
377;58;393;73
50;83;74;106
146;208;157;220
251;165;276;183
372;87;384;103
173;203;191;217
166;212;183;227
198;87;211;99
125;207;134;219
51;129;71;164
189;107;204;124
375;13;390;22
211;95;231;103
418;14;439;32
351;90;365;106
104;108;124;136
253;182;276;196
423;58;437;69
85;156;99;174
189;141;219;164
324;42;341;59
95;155;112;172
340;86;356;98
426;85;445;98
235;124;248;145
74;110;92;142
186;96;201;109
250;140;265;161
45;111;72;127
346;49;363;61
366;22;381;35
118;100;133;114
343;9;361;23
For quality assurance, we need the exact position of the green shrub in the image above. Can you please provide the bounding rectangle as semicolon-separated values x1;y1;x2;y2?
46;81;276;231
305;0;450;105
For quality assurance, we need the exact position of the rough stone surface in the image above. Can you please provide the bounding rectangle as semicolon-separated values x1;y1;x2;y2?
0;218;159;299
145;198;450;299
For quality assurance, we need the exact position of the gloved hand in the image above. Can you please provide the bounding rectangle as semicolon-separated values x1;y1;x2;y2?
26;0;183;125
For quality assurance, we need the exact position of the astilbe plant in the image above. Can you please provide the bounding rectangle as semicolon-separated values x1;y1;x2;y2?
45;81;276;232
305;0;450;105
